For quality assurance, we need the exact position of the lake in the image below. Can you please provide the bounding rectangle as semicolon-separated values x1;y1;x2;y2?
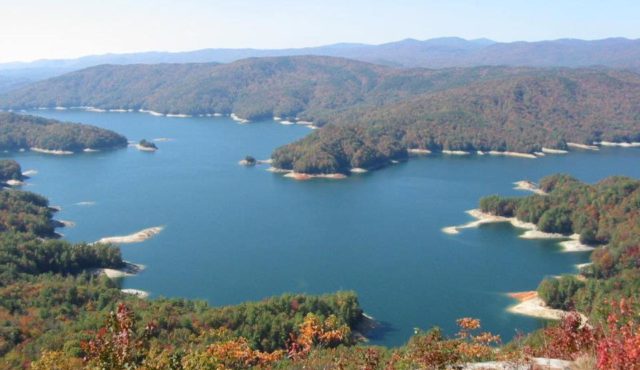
4;110;640;347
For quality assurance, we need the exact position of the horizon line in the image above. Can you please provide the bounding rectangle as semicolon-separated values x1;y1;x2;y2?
1;36;638;66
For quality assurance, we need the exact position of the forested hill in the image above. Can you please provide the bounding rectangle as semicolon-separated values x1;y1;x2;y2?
0;56;541;122
4;56;640;174
272;69;640;174
0;112;127;152
478;174;640;320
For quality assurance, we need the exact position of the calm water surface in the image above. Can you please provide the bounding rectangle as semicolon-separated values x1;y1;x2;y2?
5;110;640;346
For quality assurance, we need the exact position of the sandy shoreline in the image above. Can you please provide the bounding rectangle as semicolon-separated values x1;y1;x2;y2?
488;151;537;159
513;180;547;195
443;209;595;252
5;179;25;187
230;113;250;124
567;142;599;150
542;147;569;154
408;148;432;155
507;291;566;320
442;149;471;155
139;109;164;117
267;167;348;180
595;141;640;147
95;226;164;244
31;147;74;155
135;144;157;152
121;289;150;299
283;172;347;180
559;235;596;252
507;291;590;326
92;261;145;279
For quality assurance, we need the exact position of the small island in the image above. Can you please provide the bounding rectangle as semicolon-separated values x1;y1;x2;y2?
238;155;257;166
136;139;158;152
0;159;24;186
0;112;128;153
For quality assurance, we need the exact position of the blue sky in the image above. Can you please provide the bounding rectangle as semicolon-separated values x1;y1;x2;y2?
1;0;639;62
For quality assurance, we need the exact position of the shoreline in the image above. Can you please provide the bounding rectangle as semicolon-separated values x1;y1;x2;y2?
507;291;566;320
283;172;347;180
121;288;150;299
567;142;599;150
135;144;157;152
92;261;145;279
513;180;547;195
488;150;537;159
507;291;589;325
94;226;164;245
31;147;74;155
267;166;348;180
541;147;569;154
443;209;595;252
230;113;250;124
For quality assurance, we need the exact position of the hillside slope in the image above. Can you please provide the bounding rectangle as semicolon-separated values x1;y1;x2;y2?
272;69;640;173
0;56;534;122
0;112;127;152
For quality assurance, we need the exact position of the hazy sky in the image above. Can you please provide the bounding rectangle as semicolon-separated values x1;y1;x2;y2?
1;0;639;63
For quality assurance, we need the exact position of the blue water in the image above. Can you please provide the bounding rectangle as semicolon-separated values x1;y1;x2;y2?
5;110;640;347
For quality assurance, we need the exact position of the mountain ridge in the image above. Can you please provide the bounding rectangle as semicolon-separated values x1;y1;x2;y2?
1;37;639;88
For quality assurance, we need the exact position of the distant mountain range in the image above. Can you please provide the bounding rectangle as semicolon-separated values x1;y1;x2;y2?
1;37;639;92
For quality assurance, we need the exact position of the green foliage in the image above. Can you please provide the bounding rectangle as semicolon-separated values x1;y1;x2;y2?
484;175;640;319
537;276;585;311
0;159;22;182
0;57;535;123
0;112;127;152
538;206;573;234
273;69;640;173
479;195;518;217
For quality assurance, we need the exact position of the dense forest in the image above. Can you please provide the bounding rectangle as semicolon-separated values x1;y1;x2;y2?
272;69;640;173
0;56;576;122
479;175;640;319
2;162;639;368
0;159;22;183
0;112;127;152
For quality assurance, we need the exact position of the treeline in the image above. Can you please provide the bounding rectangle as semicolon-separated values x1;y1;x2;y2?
0;112;127;152
273;69;640;173
479;174;640;318
0;56;551;122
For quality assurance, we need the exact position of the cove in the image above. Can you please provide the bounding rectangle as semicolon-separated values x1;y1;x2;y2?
4;109;640;347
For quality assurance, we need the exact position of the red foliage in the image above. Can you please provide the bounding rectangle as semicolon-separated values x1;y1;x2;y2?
596;299;640;370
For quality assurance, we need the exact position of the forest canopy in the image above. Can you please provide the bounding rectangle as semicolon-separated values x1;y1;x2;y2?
478;174;640;318
0;112;127;152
